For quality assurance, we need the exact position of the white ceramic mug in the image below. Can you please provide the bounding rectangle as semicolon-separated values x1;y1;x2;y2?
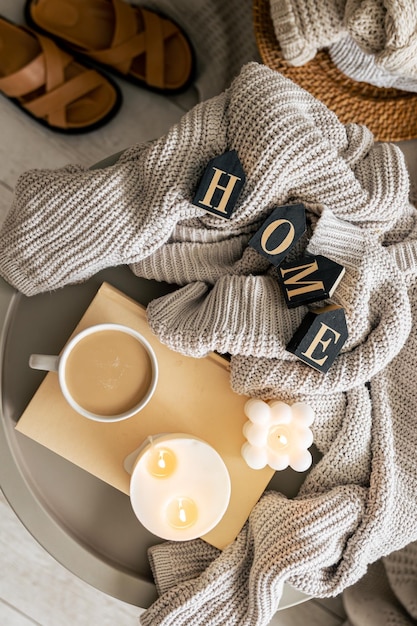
29;323;158;422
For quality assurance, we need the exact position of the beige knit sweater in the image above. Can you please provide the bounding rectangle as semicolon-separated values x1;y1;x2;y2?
270;0;417;78
0;63;416;626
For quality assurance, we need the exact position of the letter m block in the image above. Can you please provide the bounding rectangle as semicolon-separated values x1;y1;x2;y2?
278;254;345;308
192;150;246;219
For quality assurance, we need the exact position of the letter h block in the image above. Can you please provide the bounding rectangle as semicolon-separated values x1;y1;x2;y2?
192;150;246;219
286;304;348;373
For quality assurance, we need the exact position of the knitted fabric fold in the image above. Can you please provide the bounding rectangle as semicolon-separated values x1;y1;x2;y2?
0;63;410;298
1;62;417;626
141;485;368;626
329;35;417;92
270;0;417;81
145;210;412;365
1;62;409;296
136;66;417;625
343;542;417;625
142;227;417;624
269;0;347;66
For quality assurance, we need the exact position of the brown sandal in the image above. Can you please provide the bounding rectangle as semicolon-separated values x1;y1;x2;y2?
0;17;122;133
25;0;194;93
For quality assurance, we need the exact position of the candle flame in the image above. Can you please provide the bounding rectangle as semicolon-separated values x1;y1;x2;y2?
167;496;198;529
178;499;187;523
147;446;177;478
278;434;288;446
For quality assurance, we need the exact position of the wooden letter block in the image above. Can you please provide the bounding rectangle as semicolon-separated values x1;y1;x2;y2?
192;150;246;219
286;304;348;373
277;254;345;308
248;204;306;266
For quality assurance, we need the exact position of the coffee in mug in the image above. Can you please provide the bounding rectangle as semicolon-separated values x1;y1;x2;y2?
29;323;158;422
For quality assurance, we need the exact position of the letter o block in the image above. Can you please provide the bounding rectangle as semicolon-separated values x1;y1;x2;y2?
248;204;306;266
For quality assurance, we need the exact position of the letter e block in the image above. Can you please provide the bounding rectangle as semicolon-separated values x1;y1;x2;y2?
248;204;306;266
192;150;246;219
286;304;348;373
278;254;345;308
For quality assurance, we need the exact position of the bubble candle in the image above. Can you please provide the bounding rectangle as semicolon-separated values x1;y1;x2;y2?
241;399;315;472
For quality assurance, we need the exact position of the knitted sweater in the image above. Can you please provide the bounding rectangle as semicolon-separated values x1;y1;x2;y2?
0;63;416;626
270;0;417;79
343;541;417;625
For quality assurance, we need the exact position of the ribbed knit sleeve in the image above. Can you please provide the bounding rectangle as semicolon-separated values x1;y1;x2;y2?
0;63;410;296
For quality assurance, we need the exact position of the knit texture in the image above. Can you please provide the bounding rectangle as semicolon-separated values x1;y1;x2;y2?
137;66;417;624
140;226;417;626
384;543;417;621
145;210;410;361
329;36;417;92
343;542;417;625
269;0;417;81
1;63;417;626
1;62;410;296
269;0;346;65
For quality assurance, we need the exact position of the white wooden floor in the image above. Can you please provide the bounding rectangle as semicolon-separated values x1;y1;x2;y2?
1;487;347;626
0;0;348;623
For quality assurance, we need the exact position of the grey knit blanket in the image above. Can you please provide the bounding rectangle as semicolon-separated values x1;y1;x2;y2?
0;63;416;626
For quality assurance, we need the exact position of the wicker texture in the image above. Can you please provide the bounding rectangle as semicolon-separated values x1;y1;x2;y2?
253;0;417;142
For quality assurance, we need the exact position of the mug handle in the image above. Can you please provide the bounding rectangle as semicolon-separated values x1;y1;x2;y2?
29;354;60;372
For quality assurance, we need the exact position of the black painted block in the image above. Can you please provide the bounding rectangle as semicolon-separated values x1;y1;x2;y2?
192;150;246;219
277;254;345;308
248;204;306;266
286;304;348;373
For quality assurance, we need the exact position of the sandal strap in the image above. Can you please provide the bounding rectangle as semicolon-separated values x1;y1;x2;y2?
0;53;46;97
83;0;176;88
25;70;103;118
0;27;105;127
142;9;165;89
0;30;71;98
39;31;67;91
111;0;137;51
78;0;136;72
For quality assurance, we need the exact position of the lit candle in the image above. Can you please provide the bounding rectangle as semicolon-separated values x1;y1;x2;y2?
146;445;177;478
241;399;314;472
128;434;231;541
166;496;198;529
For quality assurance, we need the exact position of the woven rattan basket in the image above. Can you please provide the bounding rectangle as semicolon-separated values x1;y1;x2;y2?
253;0;417;142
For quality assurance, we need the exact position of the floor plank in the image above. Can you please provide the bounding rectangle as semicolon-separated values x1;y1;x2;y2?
0;491;144;626
0;600;38;626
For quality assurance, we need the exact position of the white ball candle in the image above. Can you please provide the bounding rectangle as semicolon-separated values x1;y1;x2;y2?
129;434;231;541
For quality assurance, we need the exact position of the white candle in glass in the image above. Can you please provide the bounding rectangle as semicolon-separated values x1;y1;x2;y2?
128;434;231;541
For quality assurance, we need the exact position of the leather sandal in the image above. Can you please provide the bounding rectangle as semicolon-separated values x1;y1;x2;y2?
25;0;195;93
0;17;122;133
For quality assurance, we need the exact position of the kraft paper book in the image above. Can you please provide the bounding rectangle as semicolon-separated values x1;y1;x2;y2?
16;282;274;549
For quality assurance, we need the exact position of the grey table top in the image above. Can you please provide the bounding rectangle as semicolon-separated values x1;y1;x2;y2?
0;266;310;611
